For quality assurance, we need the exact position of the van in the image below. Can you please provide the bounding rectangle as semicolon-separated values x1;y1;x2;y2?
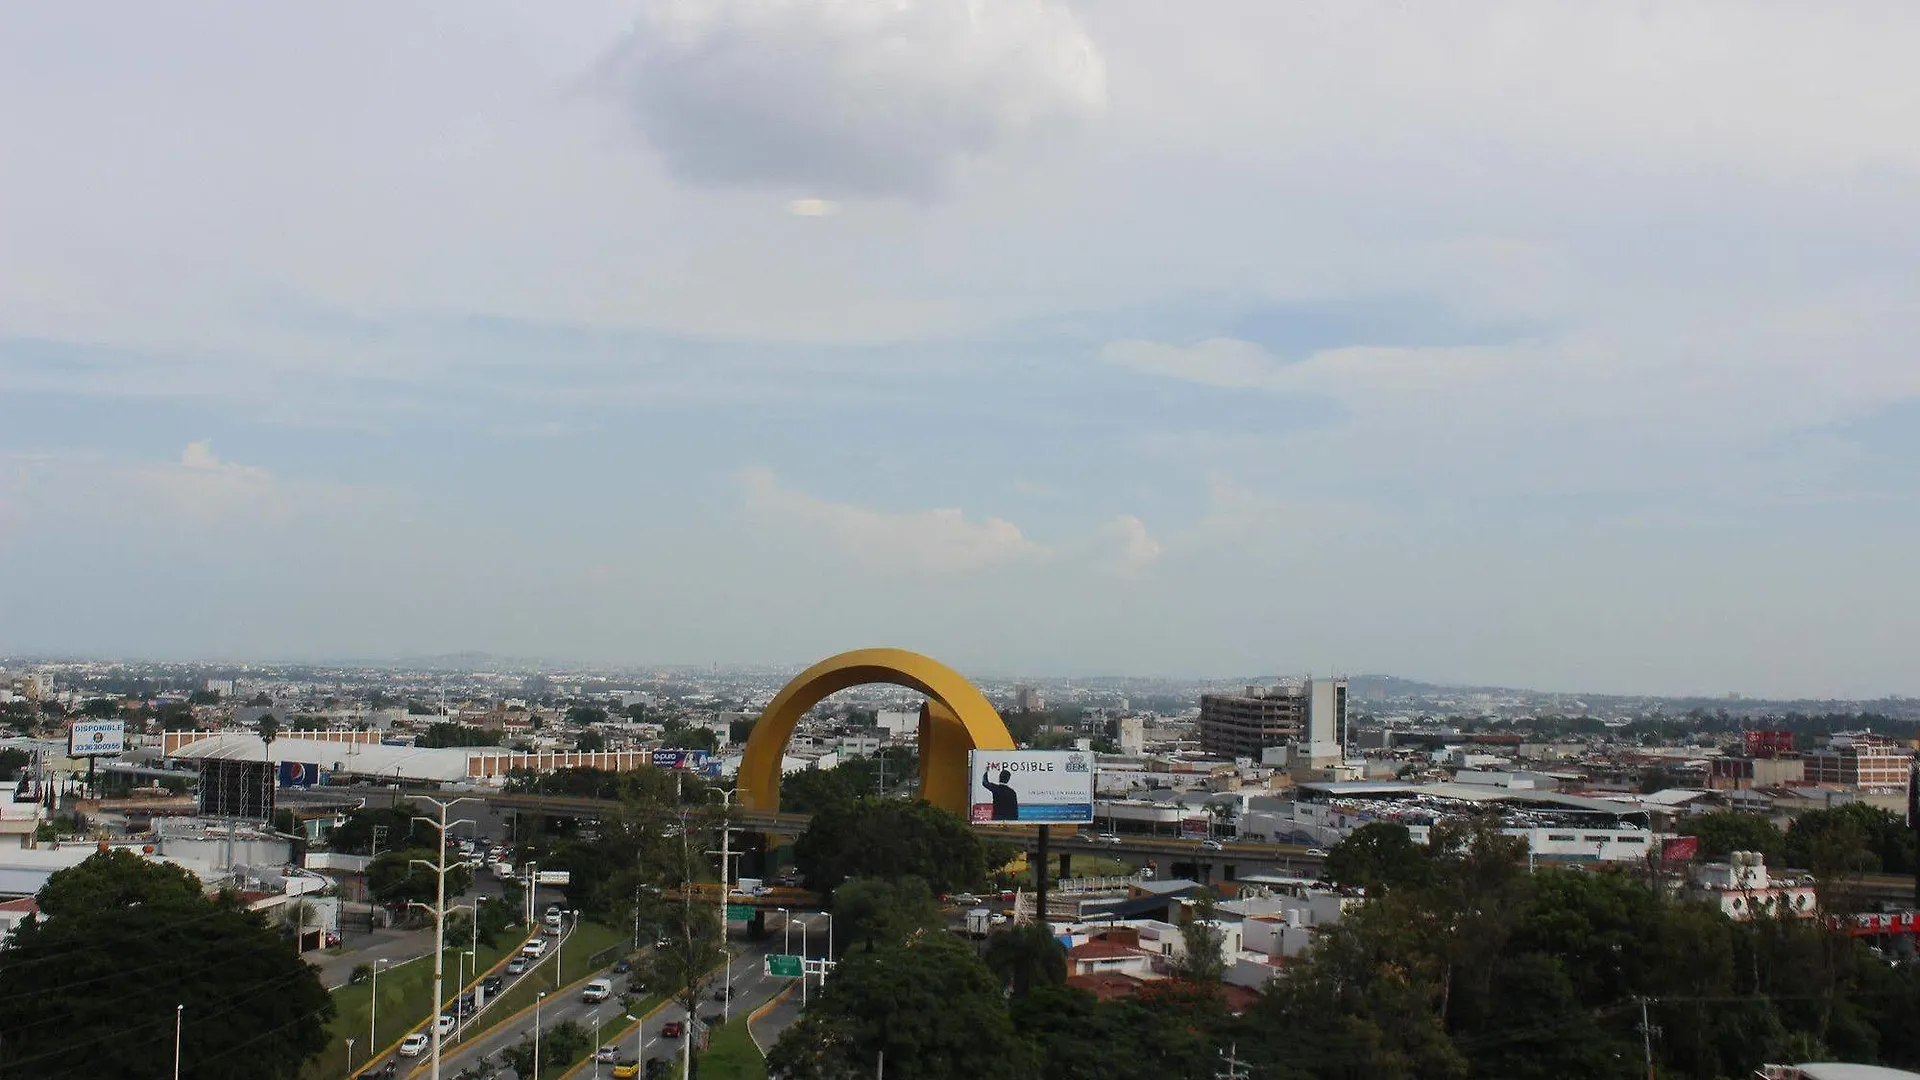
582;979;613;1003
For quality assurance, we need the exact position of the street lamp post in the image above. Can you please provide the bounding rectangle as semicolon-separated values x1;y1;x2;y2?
587;1009;603;1079
346;1038;355;1074
798;917;811;1006
534;991;548;1079
369;957;390;1053
173;1004;183;1080
409;794;478;1080
777;907;790;955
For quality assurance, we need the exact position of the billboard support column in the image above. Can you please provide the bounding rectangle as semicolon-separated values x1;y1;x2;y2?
1034;825;1049;931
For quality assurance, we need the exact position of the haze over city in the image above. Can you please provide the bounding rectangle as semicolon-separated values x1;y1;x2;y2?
4;2;1919;699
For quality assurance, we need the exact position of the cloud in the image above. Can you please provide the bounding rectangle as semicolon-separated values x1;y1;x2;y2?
737;467;1047;572
1101;338;1291;389
1105;514;1162;577
597;0;1106;197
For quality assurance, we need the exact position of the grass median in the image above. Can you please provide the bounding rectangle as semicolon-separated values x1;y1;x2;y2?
304;936;521;1080
696;1019;768;1080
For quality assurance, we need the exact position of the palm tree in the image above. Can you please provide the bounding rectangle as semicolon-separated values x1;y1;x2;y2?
258;714;280;768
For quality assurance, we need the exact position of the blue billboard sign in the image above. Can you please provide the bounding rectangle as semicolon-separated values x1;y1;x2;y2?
652;750;711;771
278;761;320;788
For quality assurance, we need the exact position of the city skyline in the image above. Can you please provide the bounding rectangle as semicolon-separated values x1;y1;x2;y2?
5;3;1919;698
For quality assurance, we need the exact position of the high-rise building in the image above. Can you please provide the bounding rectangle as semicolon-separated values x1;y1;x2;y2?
1013;686;1046;713
1198;678;1346;763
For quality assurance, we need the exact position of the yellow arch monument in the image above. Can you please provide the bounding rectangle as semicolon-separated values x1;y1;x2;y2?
738;647;1016;817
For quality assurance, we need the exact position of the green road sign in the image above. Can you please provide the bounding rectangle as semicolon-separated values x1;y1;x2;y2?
726;904;754;921
766;954;803;978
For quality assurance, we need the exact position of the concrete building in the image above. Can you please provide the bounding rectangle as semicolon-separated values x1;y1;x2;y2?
1689;851;1817;921
1199;678;1346;762
1804;735;1910;788
1013;686;1046;713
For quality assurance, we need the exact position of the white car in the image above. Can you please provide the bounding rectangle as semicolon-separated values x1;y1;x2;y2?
1304;848;1330;858
1097;833;1123;845
521;937;550;958
597;1046;621;1063
398;1034;430;1057
1200;839;1224;851
436;1014;455;1036
582;978;613;1003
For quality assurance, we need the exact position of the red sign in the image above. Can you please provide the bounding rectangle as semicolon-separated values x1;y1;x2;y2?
1744;730;1796;757
1661;836;1700;863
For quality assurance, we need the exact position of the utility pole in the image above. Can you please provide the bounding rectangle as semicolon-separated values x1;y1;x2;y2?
706;788;739;1023
1638;997;1660;1080
408;795;477;1080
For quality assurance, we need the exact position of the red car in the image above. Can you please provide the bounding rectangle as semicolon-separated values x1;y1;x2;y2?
661;1021;682;1039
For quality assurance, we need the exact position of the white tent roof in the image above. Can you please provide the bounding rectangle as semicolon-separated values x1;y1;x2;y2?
168;735;480;783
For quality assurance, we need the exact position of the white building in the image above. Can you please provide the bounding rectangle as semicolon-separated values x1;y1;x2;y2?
1689;851;1818;921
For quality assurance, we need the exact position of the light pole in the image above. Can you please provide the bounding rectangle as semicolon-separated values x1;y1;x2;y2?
626;1011;642;1070
777;907;790;955
409;794;478;1080
533;990;548;1079
798;917;811;1006
587;1009;603;1079
369;957;390;1053
458;950;475;1040
346;1038;355;1074
173;1003;183;1080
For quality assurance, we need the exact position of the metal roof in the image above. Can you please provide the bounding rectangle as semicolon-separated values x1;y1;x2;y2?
167;735;481;783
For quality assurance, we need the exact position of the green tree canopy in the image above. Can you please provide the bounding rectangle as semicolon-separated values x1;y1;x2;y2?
794;797;986;897
982;922;1067;998
0;851;334;1080
416;721;501;748
767;932;1032;1080
368;848;472;906
1321;822;1434;895
1680;809;1786;861
832;875;945;953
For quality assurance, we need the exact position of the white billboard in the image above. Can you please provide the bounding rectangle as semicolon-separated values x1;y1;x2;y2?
69;720;126;758
968;749;1095;825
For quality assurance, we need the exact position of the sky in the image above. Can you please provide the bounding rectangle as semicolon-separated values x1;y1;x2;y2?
2;1;1918;698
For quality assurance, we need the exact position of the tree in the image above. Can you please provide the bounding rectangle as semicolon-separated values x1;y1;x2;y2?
833;876;944;952
982;921;1066;998
1171;893;1227;983
257;714;280;763
416;721;501;748
660;721;719;753
1322;822;1433;895
330;805;437;854
793;798;986;897
0;851;333;1080
576;728;607;753
0;746;30;781
1681;809;1786;861
368;848;471;907
729;716;757;744
767;933;1032;1080
1786;804;1915;876
500;1020;589;1079
566;704;609;727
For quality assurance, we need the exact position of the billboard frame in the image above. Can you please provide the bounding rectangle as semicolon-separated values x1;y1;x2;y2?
967;749;1096;826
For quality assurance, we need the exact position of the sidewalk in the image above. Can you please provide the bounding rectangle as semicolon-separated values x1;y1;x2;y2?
312;922;439;989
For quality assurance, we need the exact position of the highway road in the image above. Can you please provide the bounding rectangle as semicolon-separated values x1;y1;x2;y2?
377;925;800;1080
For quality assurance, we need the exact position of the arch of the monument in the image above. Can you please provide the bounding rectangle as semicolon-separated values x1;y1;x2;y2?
738;647;1015;816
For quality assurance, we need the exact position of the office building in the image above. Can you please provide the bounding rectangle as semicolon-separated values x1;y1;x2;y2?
1804;734;1910;788
1199;678;1346;764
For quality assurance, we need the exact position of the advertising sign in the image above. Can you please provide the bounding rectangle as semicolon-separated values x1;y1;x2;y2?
653;750;711;771
1660;835;1700;863
968;750;1095;825
1744;730;1797;757
278;761;320;788
68;720;126;758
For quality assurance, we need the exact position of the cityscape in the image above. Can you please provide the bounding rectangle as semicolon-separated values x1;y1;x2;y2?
5;3;1920;1080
